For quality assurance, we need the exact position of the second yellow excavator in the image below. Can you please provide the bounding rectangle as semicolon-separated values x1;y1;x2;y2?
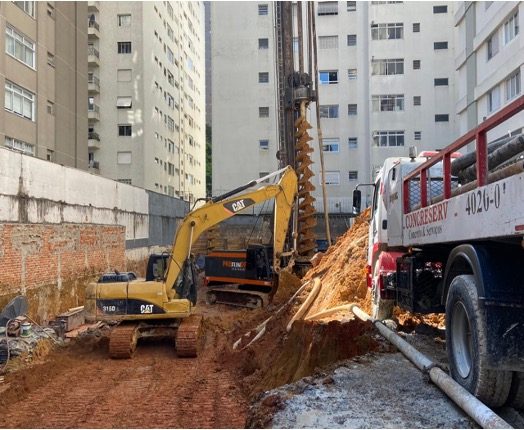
84;166;297;358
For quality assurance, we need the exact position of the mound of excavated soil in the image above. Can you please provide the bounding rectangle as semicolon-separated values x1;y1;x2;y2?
223;209;380;398
302;208;372;318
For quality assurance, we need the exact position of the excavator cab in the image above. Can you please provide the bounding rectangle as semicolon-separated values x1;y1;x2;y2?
146;253;198;305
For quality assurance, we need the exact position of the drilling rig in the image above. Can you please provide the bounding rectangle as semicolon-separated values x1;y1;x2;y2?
274;2;330;271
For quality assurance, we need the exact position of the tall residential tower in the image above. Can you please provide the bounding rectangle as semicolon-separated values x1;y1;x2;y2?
211;1;457;211
1;1;88;168
88;1;206;202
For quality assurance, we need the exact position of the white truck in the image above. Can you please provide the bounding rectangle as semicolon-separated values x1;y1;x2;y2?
353;95;524;408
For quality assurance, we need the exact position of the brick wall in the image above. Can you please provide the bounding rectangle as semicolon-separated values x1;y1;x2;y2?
0;223;125;323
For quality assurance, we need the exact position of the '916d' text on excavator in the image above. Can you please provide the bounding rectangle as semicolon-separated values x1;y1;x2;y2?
84;166;298;358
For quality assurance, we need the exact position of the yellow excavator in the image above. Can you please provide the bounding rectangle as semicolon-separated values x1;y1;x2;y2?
84;166;298;358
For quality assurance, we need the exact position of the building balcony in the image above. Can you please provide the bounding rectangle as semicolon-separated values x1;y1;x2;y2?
87;1;99;12
88;20;100;39
88;160;100;173
88;46;100;66
88;131;100;149
88;75;100;93
88;104;100;121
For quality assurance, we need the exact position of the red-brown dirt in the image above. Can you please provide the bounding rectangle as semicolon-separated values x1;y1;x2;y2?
0;304;249;429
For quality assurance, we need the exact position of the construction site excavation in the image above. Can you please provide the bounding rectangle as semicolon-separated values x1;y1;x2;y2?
2;1;524;429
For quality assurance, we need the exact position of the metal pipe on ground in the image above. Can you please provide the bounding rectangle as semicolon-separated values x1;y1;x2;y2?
330;304;511;429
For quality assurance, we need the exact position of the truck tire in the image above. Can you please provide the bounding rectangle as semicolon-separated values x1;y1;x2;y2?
507;372;524;409
371;283;394;321
446;274;512;407
370;262;394;321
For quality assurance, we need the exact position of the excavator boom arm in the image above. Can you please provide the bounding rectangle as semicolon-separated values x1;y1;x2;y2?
164;166;298;294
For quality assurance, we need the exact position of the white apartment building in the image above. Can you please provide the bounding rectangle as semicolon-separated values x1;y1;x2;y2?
455;1;522;140
211;1;457;211
88;1;206;203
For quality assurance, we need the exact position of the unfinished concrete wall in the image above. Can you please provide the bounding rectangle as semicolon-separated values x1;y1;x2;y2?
0;148;149;241
0;148;190;321
0;223;125;323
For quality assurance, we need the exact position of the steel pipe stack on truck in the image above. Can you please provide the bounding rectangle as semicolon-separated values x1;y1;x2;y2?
353;95;524;408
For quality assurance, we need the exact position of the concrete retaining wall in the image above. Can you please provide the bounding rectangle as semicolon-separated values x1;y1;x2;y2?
0;147;189;321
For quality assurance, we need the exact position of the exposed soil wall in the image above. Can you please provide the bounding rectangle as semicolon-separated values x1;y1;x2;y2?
0;223;125;323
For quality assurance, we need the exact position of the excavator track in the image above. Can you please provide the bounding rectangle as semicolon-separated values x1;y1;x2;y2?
176;315;204;358
109;323;139;359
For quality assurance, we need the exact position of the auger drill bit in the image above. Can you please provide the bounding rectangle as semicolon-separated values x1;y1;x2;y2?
294;108;317;257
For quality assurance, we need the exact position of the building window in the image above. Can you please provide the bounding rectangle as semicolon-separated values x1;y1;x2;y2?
116;96;132;109
166;2;174;19
167;47;174;64
372;94;404;112
413;60;421;69
4;136;34;155
348;137;358;148
4;80;35;120
319;70;338;84
293;36;299;52
117;69;132;82
434;78;449;86
348;68;357;80
258;72;269;83
167;24;174;41
258;38;269;49
504;11;519;45
5;25;35;69
318;1;338;16
166;116;175;131
47;100;54;115
414;131;422;140
259;106;269;117
347;34;357;46
319;104;339;118
434;41;448;50
347;1;356;11
413;22;420;32
318;35;338;49
321;171;340;185
117;179;132;185
259;139;269;150
487;32;499;60
258;4;268;15
13;1;35;17
118;124;132;136
373;130;405;147
118;41;132;54
488;86;501;113
371;23;404;40
371;58;404;75
322;138;340;152
505;70;521;101
117;151;132;165
435;114;449;122
433;5;448;13
413;96;421;106
117;14;131;27
47;2;55;19
348;104;357;115
348;171;358;181
47;51;55;67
